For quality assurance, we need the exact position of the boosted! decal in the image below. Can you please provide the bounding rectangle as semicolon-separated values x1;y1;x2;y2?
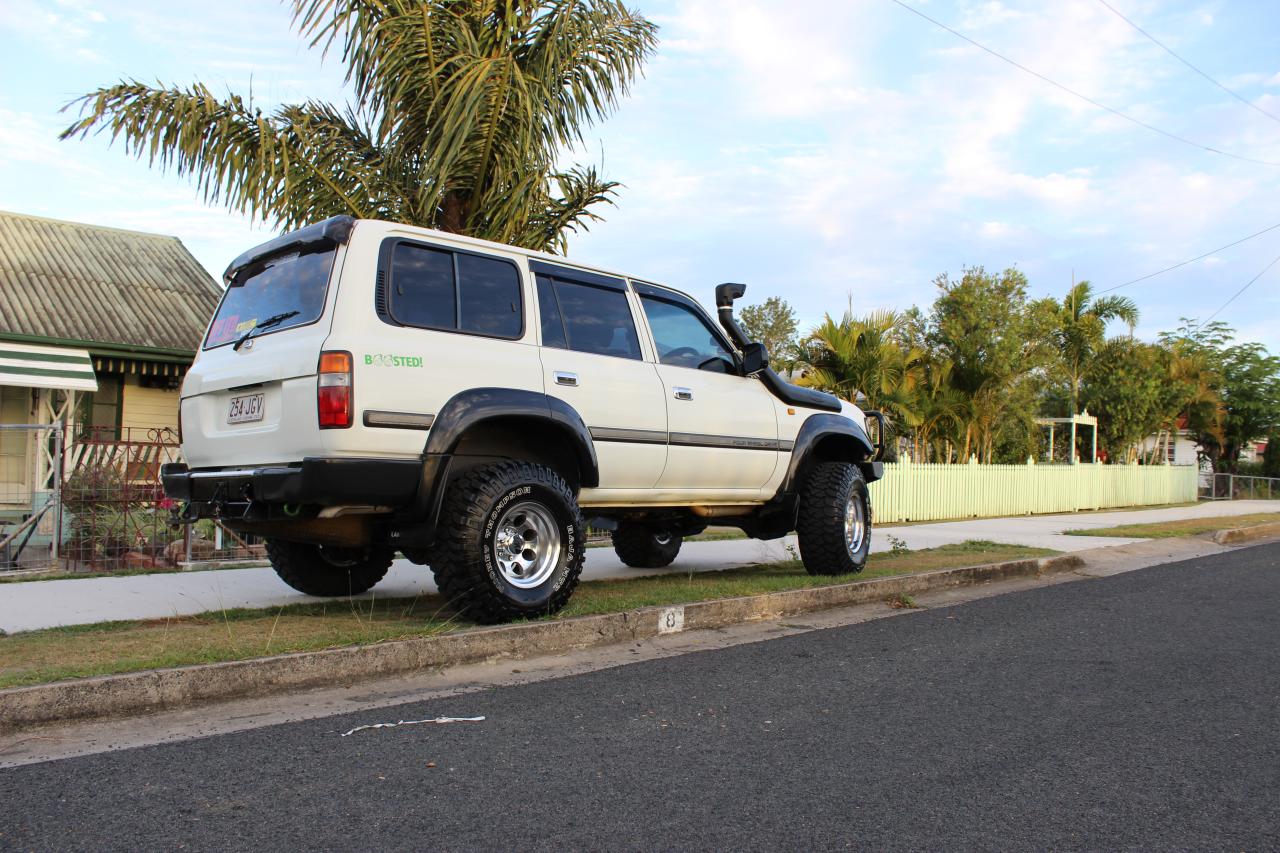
364;353;424;368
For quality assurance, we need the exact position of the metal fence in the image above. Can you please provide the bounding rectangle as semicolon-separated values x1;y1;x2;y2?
2;423;264;574
1200;473;1280;501
0;424;63;571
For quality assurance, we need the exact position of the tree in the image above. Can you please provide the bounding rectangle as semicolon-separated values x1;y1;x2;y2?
795;310;925;429
926;266;1054;462
1217;342;1280;470
60;1;657;253
1263;431;1280;478
907;356;967;463
1049;281;1139;414
738;297;798;370
1159;319;1279;471
1081;338;1170;462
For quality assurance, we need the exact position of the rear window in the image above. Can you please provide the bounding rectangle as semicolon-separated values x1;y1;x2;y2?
205;247;337;348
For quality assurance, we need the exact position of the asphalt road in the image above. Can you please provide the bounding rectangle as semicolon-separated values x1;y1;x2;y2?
3;543;1278;851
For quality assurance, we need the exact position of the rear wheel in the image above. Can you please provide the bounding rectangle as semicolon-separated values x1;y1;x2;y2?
266;539;394;596
431;461;585;624
796;462;871;576
611;522;683;568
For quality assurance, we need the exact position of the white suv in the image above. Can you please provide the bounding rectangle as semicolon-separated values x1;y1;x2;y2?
163;217;885;623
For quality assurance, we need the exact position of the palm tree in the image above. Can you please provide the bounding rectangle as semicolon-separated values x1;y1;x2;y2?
796;310;925;429
1053;281;1139;414
60;1;657;253
909;358;967;462
1157;343;1224;463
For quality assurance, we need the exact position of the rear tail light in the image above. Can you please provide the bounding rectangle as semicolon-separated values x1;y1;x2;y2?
317;350;353;429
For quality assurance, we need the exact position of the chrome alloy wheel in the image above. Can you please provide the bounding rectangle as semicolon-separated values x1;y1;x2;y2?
844;492;867;558
492;500;562;588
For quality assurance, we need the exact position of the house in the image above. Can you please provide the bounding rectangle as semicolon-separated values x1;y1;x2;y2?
1;210;221;517
1239;438;1269;465
1138;416;1199;466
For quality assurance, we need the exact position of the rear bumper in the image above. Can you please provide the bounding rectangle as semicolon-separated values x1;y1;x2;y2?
162;458;422;508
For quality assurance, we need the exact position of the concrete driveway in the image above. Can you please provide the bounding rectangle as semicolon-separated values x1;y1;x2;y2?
1;500;1275;634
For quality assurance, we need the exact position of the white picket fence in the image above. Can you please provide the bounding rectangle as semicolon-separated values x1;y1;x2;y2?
867;460;1198;524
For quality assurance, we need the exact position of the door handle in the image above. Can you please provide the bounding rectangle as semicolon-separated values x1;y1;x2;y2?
673;386;693;401
554;371;579;387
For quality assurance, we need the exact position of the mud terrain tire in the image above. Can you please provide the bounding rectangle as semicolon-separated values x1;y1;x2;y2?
612;523;683;568
266;539;394;596
796;462;871;576
431;461;586;624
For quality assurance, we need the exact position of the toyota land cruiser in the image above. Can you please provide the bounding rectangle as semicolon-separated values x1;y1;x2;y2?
162;216;885;623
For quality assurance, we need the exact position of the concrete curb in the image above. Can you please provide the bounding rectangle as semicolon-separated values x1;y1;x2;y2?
0;553;1085;733
1212;521;1280;545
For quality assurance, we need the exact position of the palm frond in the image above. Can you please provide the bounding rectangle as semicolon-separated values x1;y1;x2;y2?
60;82;404;229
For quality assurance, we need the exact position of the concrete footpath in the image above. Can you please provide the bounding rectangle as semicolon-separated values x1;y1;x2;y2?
1;500;1275;634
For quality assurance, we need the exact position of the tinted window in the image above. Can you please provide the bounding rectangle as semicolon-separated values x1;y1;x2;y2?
459;253;521;337
385;242;524;339
206;247;336;348
553;280;641;359
390;243;455;329
640;296;735;372
536;275;568;348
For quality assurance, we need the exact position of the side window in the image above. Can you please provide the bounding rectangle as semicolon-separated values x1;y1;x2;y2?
536;275;569;349
390;243;455;329
639;296;735;372
386;241;523;339
458;254;520;337
548;279;641;360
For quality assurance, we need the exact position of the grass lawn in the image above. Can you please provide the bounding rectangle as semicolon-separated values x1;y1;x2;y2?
1065;512;1280;539
0;540;1051;690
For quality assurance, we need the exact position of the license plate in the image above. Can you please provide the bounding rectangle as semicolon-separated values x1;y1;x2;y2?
227;393;265;424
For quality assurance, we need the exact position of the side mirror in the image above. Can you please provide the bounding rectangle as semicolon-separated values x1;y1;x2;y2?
740;342;769;376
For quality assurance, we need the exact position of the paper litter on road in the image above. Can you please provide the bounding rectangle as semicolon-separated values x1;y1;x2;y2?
340;716;485;737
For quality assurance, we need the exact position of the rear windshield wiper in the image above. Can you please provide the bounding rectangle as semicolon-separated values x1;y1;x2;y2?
233;310;300;351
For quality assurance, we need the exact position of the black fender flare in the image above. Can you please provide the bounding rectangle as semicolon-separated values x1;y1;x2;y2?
423;387;599;485
781;413;881;494
413;388;599;535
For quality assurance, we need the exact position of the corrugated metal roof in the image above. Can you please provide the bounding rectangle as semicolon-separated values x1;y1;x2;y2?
0;210;223;357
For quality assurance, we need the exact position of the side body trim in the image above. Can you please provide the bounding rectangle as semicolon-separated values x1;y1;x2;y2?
590;426;668;445
668;432;783;451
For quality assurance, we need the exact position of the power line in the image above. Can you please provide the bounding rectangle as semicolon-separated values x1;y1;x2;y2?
1097;221;1280;293
1096;0;1280;126
886;0;1280;168
1200;252;1280;325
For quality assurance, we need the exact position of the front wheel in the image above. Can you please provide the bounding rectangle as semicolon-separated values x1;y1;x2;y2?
796;462;871;576
431;461;586;624
611;522;683;568
266;539;394;596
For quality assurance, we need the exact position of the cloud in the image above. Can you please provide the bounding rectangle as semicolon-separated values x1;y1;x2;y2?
0;0;106;59
573;0;1280;350
0;109;102;176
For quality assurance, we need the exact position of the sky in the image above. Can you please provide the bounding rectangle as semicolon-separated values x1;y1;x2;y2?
2;0;1279;350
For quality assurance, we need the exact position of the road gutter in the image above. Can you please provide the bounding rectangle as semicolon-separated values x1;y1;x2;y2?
0;553;1083;733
